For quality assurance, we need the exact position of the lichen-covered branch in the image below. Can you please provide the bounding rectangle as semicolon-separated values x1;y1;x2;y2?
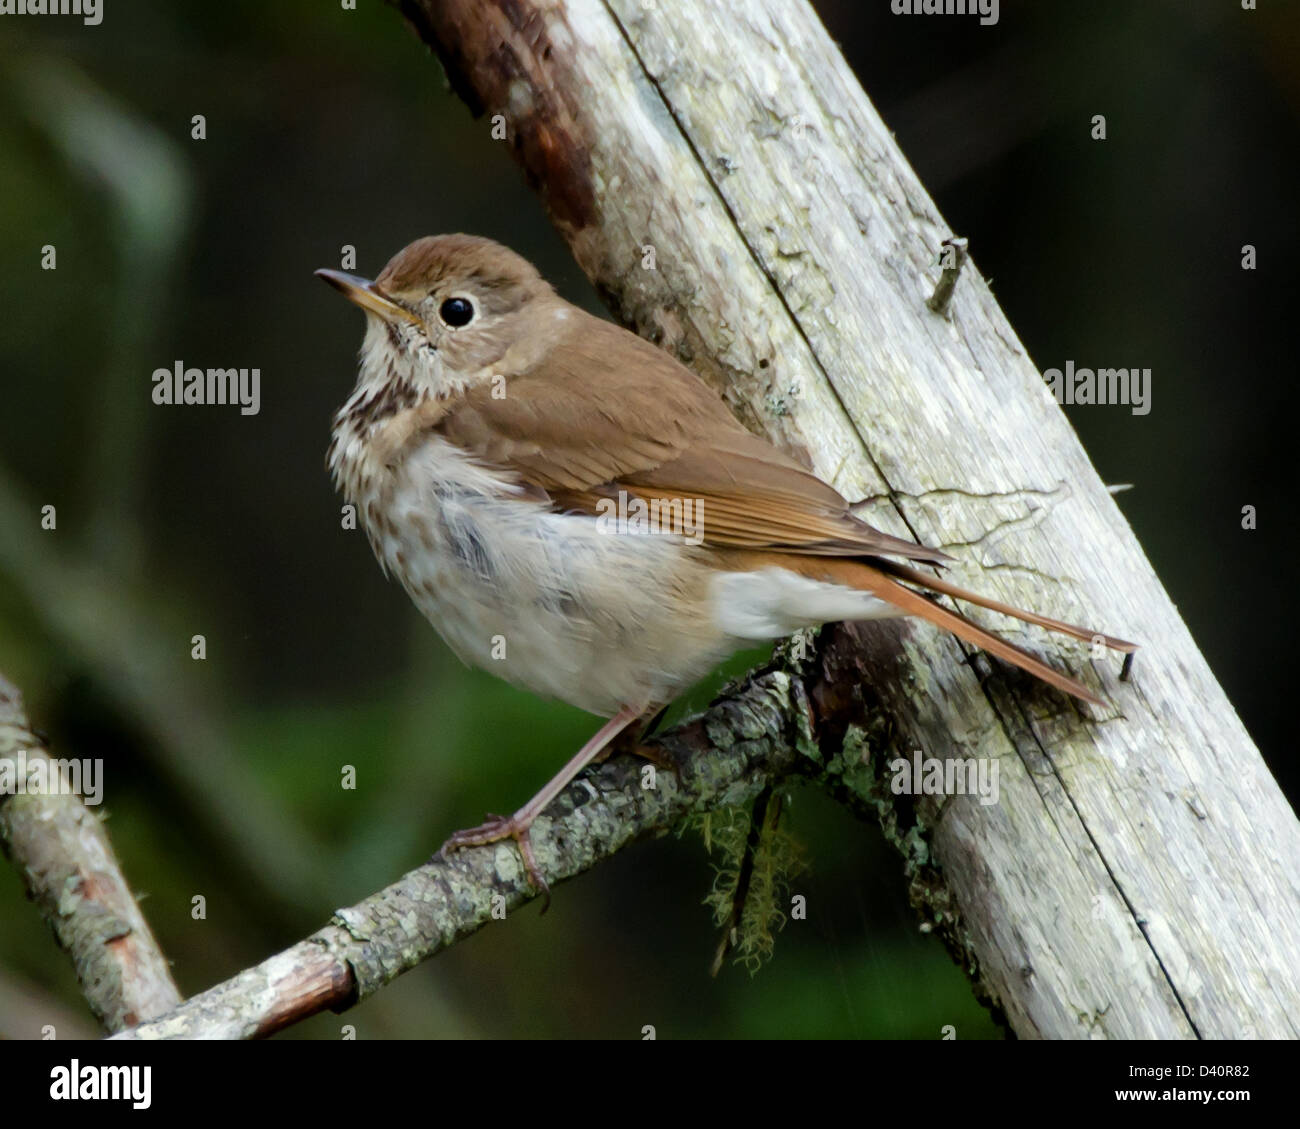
113;655;827;1039
0;672;181;1033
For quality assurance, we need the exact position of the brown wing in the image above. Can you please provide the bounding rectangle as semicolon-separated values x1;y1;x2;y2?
435;312;946;564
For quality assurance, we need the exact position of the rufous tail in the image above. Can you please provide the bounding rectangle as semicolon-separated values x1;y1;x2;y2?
767;553;1136;706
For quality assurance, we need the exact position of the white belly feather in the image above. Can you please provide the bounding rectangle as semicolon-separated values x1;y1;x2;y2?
343;432;902;717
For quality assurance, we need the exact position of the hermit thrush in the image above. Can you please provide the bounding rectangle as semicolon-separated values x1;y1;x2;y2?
317;234;1134;896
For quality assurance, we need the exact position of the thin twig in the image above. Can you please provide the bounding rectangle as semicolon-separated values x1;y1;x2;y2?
0;671;181;1033
709;784;774;977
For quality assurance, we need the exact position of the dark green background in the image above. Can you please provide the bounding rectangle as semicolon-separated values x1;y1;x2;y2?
0;0;1293;1039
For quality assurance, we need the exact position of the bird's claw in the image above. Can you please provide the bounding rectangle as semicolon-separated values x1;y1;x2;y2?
438;813;552;913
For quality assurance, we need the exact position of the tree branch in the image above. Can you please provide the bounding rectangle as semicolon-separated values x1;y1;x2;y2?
0;671;181;1033
113;648;836;1039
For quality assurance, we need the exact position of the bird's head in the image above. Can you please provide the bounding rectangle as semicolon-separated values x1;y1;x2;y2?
316;234;557;397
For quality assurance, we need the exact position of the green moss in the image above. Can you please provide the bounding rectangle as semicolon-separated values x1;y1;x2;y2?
690;793;807;975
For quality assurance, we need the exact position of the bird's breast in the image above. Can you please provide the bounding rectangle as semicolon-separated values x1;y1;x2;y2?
337;431;732;716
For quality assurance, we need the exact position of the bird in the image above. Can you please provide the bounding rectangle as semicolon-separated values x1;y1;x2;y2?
316;233;1134;897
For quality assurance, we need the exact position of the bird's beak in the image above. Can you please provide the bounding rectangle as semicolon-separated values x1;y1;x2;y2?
314;269;423;327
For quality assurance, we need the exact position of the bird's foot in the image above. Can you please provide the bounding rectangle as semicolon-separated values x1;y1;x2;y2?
439;813;550;912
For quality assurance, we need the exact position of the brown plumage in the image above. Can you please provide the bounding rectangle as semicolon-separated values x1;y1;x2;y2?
435;315;950;562
318;234;1136;895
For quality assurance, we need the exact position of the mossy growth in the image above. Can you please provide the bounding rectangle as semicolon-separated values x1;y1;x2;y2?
686;790;807;975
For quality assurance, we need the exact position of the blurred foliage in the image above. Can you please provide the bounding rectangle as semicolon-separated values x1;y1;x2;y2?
0;0;1292;1038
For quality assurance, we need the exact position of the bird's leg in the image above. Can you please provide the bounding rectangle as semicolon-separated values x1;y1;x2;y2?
440;705;642;907
591;706;675;771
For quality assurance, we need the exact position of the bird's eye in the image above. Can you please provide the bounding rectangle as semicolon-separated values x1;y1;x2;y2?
439;297;474;328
